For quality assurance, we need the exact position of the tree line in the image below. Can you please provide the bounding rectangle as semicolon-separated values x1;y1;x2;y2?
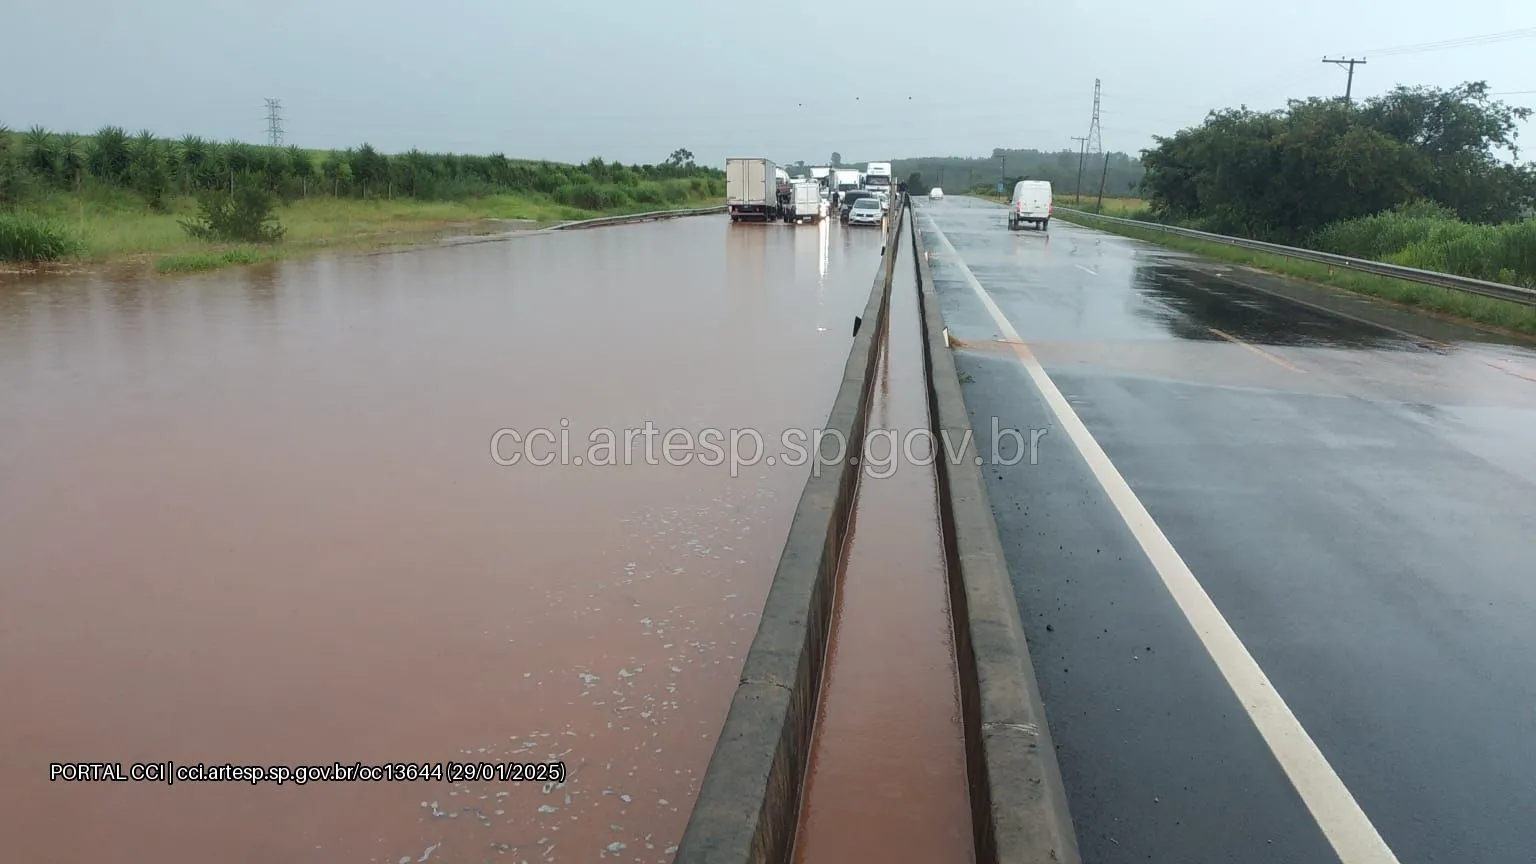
896;149;1144;198
0;126;723;214
1137;81;1535;242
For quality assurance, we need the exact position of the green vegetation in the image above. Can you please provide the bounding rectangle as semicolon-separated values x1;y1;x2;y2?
1058;208;1536;335
1024;80;1536;331
0;210;81;261
180;178;286;243
0;125;722;267
154;247;281;273
1139;82;1534;241
1052;195;1149;218
1310;202;1536;287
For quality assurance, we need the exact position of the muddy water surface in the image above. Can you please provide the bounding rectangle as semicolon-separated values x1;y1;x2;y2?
0;217;879;864
790;228;975;864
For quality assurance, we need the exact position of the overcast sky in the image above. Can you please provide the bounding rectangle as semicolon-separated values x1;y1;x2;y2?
3;0;1532;166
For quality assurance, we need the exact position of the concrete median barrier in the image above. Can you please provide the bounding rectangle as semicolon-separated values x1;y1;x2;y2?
911;210;1082;864
674;203;907;864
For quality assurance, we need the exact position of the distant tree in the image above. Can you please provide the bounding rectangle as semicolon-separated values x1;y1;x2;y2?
666;148;695;168
127;129;170;211
286;145;314;197
57;133;87;191
830;151;842;166
90;126;131;184
907;172;924;191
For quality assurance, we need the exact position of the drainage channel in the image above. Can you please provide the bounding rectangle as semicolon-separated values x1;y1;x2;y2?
789;218;977;864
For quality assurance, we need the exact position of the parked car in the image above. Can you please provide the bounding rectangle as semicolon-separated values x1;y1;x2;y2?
929;187;944;200
1008;180;1053;230
847;197;884;226
838;189;877;222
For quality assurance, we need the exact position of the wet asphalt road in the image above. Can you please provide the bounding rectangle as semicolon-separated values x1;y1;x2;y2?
913;196;1536;864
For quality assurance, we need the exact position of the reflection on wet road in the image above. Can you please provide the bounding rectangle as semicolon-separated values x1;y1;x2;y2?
0;215;881;864
917;196;1536;864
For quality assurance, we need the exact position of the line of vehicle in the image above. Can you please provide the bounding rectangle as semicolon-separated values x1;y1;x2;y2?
922;216;1403;864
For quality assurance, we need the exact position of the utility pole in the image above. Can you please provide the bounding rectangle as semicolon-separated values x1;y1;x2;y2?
1095;151;1111;214
264;98;284;148
1321;57;1366;108
1071;135;1089;204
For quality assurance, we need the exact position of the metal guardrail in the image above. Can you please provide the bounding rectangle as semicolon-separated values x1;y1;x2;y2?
1056;206;1536;307
551;205;726;230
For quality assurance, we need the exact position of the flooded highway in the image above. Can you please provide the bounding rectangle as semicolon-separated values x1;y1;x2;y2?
790;223;974;864
0;215;882;864
917;196;1536;864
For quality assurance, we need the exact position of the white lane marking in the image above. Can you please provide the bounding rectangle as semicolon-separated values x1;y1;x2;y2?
925;219;1401;864
1074;264;1098;276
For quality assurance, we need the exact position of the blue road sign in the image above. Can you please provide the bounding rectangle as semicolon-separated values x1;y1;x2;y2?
996;182;1005;193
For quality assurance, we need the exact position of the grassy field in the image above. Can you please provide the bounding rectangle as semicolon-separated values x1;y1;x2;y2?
971;192;1149;218
1051;195;1150;218
1057;209;1536;336
6;187;719;274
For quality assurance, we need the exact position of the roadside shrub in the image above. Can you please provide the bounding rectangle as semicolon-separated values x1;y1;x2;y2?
180;175;285;243
553;182;635;211
1499;221;1536;285
1314;209;1536;287
0;211;82;261
631;182;666;205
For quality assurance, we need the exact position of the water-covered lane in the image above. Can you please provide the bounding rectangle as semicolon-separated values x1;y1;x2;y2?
791;219;975;864
0;215;880;864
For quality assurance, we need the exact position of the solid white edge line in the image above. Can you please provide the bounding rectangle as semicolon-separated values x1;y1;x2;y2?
922;214;1401;864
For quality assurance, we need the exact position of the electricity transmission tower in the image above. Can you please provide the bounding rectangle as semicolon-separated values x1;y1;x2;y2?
1322;57;1366;107
1086;80;1103;157
264;98;284;147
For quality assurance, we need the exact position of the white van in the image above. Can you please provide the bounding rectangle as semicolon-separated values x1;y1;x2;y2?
1008;180;1053;231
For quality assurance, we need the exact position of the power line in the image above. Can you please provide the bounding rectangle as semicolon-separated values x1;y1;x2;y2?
264;98;284;148
1356;26;1536;58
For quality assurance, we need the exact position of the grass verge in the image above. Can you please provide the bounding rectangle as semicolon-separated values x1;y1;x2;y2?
154;248;283;273
11;188;720;274
971;193;1148;218
1058;208;1536;336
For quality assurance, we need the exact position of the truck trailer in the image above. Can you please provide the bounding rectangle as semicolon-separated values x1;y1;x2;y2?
726;158;782;222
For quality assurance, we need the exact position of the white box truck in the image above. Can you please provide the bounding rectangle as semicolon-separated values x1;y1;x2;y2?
787;180;822;224
864;161;893;192
726;157;781;222
831;169;861;193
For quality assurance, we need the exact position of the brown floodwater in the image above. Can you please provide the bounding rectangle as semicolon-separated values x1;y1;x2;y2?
0;216;879;864
790;226;976;864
